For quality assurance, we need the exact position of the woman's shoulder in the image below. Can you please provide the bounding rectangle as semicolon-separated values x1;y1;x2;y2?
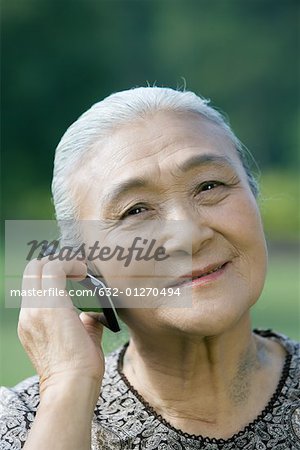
0;374;40;411
254;328;299;359
254;328;299;380
0;375;40;448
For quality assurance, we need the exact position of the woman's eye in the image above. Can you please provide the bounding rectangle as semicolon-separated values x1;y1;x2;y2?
122;205;147;218
197;181;223;193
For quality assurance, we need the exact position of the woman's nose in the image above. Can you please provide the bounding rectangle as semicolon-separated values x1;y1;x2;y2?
161;207;214;256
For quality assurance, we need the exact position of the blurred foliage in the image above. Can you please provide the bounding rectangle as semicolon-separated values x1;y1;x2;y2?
259;170;299;241
1;0;299;221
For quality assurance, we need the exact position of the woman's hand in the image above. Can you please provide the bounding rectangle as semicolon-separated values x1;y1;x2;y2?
18;257;105;399
19;257;106;449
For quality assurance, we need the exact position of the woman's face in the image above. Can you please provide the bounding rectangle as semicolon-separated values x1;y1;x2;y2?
75;111;268;337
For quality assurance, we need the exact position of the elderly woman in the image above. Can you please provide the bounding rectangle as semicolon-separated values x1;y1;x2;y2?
1;87;299;450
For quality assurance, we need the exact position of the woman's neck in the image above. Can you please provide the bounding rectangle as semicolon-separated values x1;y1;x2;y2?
121;315;286;438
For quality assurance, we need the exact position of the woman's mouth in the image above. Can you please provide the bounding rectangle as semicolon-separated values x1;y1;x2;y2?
168;262;229;289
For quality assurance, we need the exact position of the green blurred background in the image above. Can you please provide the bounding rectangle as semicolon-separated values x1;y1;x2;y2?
1;0;299;386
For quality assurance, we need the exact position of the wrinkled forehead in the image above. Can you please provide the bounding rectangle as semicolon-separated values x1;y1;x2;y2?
88;110;240;178
71;111;244;217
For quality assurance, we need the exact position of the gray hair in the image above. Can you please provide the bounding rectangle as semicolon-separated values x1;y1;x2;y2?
52;86;258;242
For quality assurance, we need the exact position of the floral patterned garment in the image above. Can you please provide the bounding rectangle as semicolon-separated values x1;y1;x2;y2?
1;329;299;450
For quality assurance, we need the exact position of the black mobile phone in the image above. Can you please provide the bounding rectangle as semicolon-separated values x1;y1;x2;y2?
78;272;120;333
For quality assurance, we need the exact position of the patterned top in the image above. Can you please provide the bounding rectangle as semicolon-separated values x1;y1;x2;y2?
0;329;299;449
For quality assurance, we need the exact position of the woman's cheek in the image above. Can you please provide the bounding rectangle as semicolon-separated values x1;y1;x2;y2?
219;192;268;299
212;190;266;248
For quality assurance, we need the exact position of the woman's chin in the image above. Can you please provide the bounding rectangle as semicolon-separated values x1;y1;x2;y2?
159;302;249;338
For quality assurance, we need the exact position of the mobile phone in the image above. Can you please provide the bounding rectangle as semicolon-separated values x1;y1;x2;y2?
78;272;120;332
